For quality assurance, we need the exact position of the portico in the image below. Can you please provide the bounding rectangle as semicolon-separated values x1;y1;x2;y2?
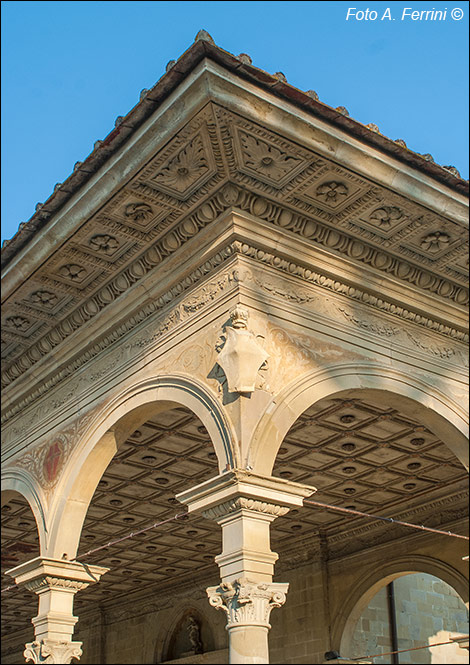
2;31;468;665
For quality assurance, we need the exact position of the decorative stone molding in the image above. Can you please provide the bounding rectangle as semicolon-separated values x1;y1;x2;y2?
6;557;109;594
176;469;316;515
216;306;269;393
202;497;289;521
3;230;467;432
24;577;90;594
206;578;288;628
3;177;468;390
24;639;83;664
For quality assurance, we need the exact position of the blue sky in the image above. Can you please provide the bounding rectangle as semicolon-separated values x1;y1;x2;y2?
1;1;468;242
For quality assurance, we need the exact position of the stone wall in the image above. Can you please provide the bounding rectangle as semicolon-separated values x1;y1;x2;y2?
350;573;469;664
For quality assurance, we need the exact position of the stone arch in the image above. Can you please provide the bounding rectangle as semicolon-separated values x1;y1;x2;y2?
335;555;469;658
45;374;236;559
249;362;469;474
156;604;217;663
1;468;48;552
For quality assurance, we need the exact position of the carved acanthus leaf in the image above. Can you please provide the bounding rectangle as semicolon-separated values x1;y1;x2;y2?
24;576;90;594
206;578;289;628
24;640;83;664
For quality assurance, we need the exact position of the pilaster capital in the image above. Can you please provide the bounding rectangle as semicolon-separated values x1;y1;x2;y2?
24;639;83;664
207;578;289;629
6;557;109;594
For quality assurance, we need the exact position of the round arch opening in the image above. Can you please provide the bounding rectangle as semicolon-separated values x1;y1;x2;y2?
250;366;469;474
340;567;469;664
1;489;40;647
45;376;236;559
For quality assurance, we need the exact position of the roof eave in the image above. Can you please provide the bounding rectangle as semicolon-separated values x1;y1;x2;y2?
2;37;467;270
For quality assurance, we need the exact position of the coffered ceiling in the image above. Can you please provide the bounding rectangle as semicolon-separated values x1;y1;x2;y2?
2;400;467;638
2;98;468;397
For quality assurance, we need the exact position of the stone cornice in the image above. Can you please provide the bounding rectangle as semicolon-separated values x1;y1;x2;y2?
2;236;468;441
3;40;466;275
3;183;468;397
5;557;109;588
176;469;315;514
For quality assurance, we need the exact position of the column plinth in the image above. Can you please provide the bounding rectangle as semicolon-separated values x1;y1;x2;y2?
6;557;108;664
177;470;315;663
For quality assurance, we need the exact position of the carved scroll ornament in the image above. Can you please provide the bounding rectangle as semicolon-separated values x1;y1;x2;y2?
24;640;83;664
206;578;288;628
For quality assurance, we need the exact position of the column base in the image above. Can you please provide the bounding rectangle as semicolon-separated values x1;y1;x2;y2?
24;639;83;664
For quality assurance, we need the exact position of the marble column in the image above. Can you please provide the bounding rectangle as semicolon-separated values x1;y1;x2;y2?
177;469;315;664
6;557;108;664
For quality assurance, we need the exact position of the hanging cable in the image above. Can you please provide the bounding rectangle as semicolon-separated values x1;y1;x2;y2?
1;512;190;594
74;511;189;560
2;499;467;597
303;498;469;540
350;638;466;661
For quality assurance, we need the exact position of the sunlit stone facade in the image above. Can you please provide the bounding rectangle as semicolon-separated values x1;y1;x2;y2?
2;32;468;664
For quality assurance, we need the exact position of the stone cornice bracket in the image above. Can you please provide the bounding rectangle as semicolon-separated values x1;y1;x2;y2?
206;578;289;629
216;306;269;393
24;639;83;664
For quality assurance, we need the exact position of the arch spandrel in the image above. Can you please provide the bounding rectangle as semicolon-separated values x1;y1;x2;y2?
249;363;469;474
45;374;237;559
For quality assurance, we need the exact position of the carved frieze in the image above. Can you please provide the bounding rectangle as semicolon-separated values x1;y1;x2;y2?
2;235;468;448
3;170;468;394
202;497;290;521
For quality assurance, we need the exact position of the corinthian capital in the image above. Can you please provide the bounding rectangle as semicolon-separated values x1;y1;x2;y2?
206;578;288;628
24;640;83;664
